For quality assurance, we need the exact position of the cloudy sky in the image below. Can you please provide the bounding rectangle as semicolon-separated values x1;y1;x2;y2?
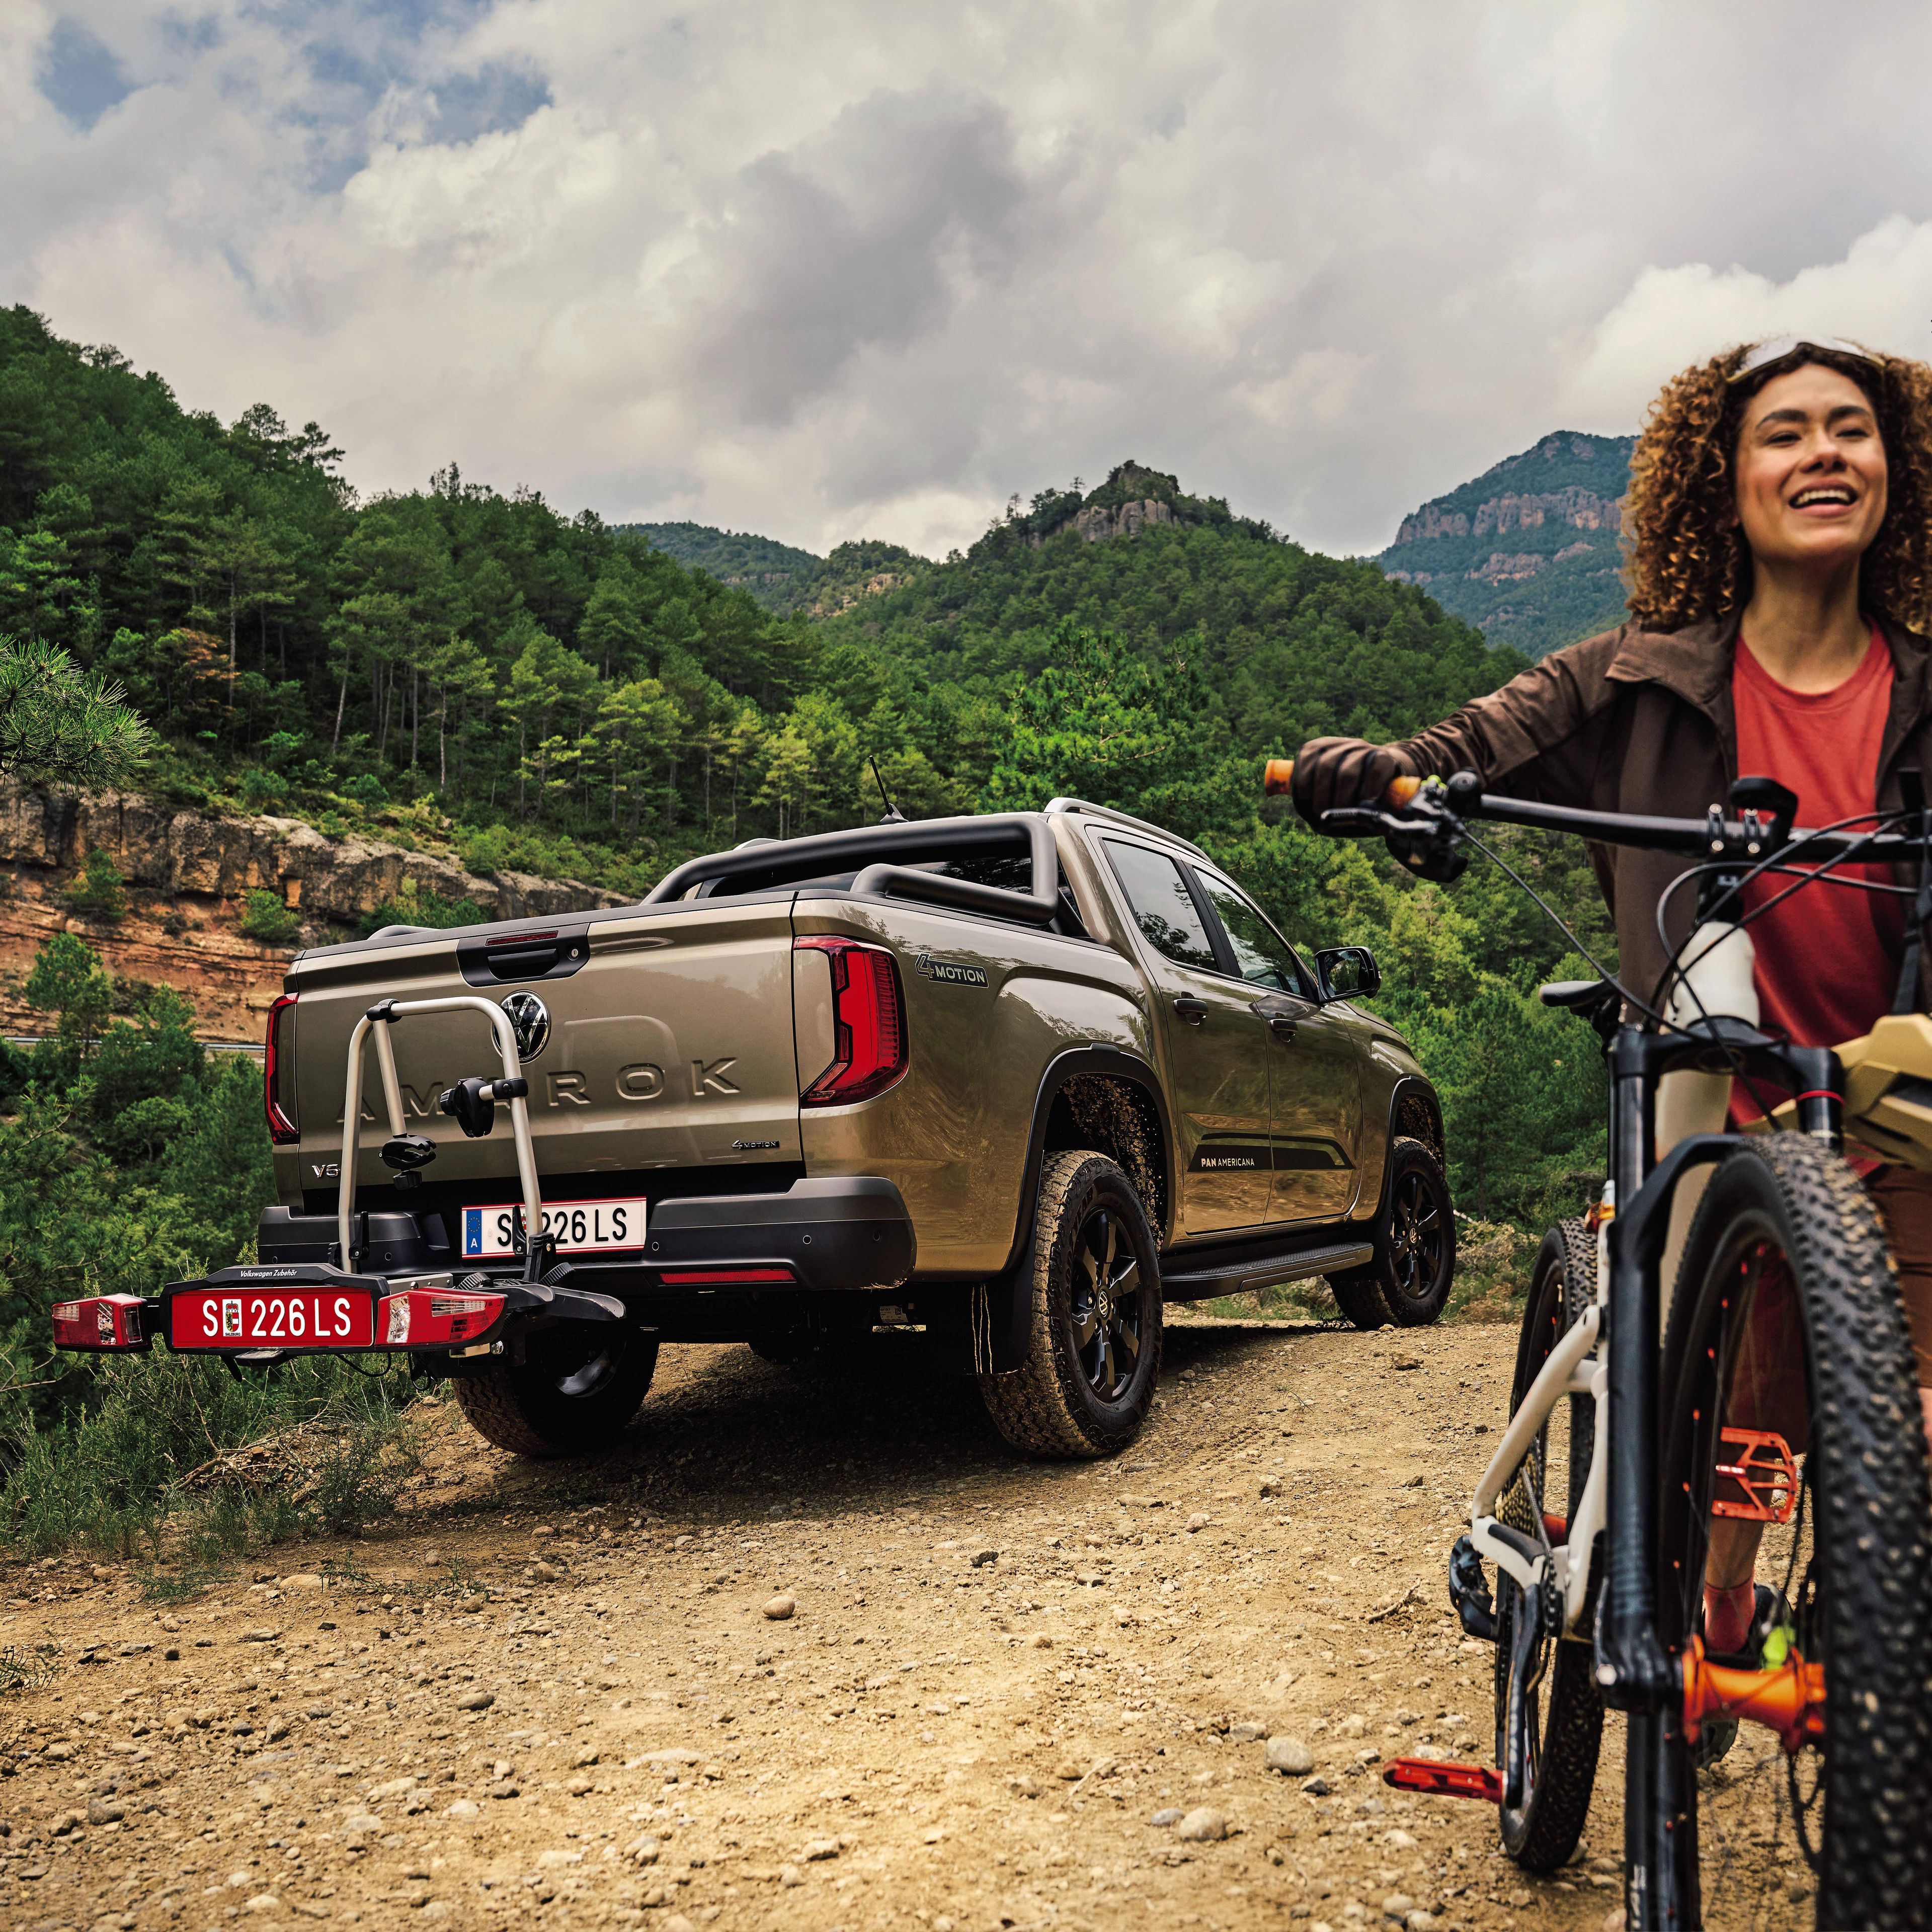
9;2;1932;560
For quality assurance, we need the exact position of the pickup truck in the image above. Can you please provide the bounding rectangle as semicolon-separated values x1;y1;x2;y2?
50;796;1453;1460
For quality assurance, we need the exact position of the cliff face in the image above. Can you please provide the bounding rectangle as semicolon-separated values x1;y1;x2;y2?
1051;498;1176;545
1394;482;1623;546
0;782;626;927
1378;431;1635;660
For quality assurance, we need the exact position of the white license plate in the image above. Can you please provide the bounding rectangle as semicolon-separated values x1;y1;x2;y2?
460;1198;648;1259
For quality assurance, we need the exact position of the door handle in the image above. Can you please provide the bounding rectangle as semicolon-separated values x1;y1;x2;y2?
1268;1015;1298;1043
1172;997;1208;1026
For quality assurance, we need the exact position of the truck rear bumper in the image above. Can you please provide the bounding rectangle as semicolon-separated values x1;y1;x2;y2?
49;1177;917;1359
555;1176;915;1298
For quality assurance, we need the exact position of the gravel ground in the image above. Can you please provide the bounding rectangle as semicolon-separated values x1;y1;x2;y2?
0;1317;1649;1932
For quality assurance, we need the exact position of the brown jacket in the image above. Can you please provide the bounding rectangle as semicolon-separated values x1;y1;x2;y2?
1390;612;1932;1009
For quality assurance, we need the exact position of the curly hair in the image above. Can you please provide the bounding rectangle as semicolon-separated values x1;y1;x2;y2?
1622;341;1932;634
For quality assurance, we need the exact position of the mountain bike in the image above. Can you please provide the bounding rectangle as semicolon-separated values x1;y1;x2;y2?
1267;760;1932;1931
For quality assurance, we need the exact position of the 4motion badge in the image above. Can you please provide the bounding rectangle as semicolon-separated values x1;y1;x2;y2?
914;952;989;987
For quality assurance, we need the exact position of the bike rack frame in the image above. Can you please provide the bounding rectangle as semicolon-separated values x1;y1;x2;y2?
338;996;542;1272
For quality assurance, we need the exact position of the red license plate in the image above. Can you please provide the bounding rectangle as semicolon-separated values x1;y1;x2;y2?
171;1289;375;1350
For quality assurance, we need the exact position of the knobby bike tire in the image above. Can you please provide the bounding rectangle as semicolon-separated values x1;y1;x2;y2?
1494;1216;1604;1870
1655;1135;1932;1929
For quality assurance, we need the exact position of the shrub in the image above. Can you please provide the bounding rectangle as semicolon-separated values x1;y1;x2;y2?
240;767;286;808
66;847;127;921
238;888;301;945
360;881;488;936
342;773;388;805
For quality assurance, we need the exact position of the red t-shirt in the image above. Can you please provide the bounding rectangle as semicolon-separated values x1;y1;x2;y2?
1728;626;1903;1124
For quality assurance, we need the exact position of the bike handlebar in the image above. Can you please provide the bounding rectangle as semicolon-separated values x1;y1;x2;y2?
1264;758;1919;865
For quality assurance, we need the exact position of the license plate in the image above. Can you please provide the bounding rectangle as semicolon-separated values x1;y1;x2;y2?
171;1289;375;1351
461;1198;648;1259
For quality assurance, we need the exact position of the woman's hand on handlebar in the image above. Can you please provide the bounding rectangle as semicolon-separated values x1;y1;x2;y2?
1265;739;1421;822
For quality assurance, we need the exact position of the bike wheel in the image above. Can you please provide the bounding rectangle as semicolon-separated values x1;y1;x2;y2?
1493;1217;1603;1870
1655;1135;1932;1929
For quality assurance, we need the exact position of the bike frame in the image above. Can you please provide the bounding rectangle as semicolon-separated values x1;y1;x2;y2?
1310;770;1885;1930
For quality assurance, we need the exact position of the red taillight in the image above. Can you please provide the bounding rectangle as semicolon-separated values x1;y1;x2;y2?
51;1295;146;1352
795;939;907;1106
265;993;299;1145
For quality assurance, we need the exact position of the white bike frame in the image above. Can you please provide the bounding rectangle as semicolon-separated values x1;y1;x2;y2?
337;996;543;1267
1468;1190;1614;1634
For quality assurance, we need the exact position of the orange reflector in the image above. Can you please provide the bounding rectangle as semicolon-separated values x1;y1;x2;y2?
1681;1635;1825;1755
1382;1757;1502;1803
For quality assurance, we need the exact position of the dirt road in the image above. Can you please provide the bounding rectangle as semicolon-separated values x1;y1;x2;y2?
0;1318;1656;1932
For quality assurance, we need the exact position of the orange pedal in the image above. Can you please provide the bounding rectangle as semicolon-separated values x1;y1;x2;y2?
1711;1427;1798;1522
1382;1757;1503;1803
1680;1636;1825;1755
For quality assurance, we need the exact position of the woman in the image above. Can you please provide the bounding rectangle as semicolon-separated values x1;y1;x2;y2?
1292;336;1932;1667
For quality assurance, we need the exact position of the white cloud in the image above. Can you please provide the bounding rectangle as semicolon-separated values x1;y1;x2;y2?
10;1;1932;557
1562;217;1932;429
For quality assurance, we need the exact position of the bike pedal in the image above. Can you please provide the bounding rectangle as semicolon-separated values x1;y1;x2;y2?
1448;1535;1496;1642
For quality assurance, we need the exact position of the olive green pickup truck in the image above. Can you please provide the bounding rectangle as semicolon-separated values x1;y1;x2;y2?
50;798;1453;1460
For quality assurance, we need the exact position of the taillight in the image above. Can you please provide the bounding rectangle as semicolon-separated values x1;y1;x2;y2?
795;938;907;1106
265;993;299;1145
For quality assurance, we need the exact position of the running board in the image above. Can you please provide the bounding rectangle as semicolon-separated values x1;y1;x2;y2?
1160;1240;1373;1302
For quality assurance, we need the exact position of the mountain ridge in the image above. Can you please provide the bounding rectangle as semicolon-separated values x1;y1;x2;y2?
1376;430;1634;658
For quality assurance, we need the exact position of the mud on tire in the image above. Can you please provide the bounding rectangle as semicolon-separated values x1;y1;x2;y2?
978;1150;1163;1459
453;1325;660;1458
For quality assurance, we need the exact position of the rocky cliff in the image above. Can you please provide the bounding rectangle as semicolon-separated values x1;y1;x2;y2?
1378;431;1635;660
0;782;627;928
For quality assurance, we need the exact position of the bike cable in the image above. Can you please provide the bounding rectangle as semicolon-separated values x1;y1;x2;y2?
1647;809;1912;1129
1458;827;1671;1028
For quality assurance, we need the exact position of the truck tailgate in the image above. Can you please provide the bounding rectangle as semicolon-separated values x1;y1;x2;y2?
285;901;801;1199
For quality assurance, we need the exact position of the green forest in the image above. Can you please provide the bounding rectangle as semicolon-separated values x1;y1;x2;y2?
0;306;1617;1550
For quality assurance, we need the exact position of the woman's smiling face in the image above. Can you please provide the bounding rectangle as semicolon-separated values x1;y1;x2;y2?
1733;362;1889;573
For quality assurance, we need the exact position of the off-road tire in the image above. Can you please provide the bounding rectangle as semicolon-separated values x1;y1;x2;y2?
1655;1135;1932;1928
1327;1136;1456;1329
978;1150;1162;1459
453;1326;659;1458
1494;1217;1602;1871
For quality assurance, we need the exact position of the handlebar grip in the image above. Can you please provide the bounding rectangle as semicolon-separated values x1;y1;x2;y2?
1260;758;1423;810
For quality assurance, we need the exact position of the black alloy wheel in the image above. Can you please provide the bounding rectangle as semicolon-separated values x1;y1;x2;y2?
1389;1164;1450;1304
978;1149;1164;1458
1070;1205;1145;1402
1329;1136;1456;1329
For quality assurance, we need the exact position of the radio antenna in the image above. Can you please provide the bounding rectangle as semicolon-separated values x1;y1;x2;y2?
870;756;907;824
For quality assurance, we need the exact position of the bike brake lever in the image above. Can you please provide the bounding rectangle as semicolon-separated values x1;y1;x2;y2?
1316;807;1401;837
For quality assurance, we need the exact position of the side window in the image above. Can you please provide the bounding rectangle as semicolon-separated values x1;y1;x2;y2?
1103;841;1219;973
1192;869;1309;994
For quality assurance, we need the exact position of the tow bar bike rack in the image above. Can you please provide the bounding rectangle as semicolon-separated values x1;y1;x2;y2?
340;995;551;1283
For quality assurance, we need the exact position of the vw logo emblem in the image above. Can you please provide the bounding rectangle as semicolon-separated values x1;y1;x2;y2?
501;991;551;1062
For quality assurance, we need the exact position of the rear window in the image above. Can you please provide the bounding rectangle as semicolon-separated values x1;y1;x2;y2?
1103;840;1217;973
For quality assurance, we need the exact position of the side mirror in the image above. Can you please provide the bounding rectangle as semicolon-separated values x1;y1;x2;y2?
1315;945;1381;1002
